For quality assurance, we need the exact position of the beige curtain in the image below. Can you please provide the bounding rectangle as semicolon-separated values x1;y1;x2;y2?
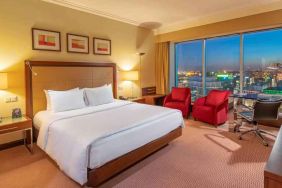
155;42;169;94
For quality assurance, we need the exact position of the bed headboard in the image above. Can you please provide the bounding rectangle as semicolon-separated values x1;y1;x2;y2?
25;60;117;117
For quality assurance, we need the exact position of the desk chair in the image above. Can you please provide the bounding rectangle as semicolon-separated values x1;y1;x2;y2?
238;100;281;146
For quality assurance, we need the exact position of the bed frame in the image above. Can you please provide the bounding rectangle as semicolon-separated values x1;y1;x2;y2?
25;60;182;187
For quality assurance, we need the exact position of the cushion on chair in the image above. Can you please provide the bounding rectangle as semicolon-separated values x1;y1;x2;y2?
164;101;185;109
205;90;228;106
194;105;213;114
171;87;190;102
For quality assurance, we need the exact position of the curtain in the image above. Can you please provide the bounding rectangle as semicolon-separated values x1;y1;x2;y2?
155;42;169;94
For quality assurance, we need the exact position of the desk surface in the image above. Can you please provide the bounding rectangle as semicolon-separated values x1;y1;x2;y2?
230;94;282;101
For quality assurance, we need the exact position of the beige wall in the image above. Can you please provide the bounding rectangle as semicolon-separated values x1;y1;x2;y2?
0;0;155;144
156;9;282;43
0;0;155;117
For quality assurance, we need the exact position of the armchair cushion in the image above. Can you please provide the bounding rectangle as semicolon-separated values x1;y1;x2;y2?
171;87;190;102
205;90;228;106
164;101;185;109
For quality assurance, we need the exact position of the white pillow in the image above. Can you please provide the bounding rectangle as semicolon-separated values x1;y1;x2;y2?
84;84;114;106
48;89;86;112
44;88;79;110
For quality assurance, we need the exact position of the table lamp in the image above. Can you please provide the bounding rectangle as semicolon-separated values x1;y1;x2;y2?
0;72;8;123
120;71;139;98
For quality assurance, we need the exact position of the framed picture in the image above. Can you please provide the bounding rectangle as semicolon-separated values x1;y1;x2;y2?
32;28;61;51
67;33;89;54
93;38;111;55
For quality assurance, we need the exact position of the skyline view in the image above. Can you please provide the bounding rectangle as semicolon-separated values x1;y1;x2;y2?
176;28;282;101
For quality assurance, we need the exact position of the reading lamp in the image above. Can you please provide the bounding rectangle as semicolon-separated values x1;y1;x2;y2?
0;72;8;123
121;71;139;98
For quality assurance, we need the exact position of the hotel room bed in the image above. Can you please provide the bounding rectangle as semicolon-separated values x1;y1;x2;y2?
25;60;183;187
33;100;184;185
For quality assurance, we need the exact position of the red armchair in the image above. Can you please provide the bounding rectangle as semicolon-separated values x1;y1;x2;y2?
163;87;191;118
192;90;231;126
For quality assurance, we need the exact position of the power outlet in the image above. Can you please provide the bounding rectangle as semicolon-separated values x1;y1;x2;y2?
11;96;18;102
5;96;18;103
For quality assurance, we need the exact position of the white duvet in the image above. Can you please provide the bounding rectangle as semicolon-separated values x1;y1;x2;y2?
35;100;184;185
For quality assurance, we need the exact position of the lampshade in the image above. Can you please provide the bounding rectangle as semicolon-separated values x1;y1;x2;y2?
121;71;139;81
0;73;8;90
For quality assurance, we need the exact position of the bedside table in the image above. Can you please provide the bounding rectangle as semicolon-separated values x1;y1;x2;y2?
0;116;33;153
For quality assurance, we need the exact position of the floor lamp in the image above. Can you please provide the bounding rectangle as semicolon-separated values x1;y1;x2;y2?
137;52;145;96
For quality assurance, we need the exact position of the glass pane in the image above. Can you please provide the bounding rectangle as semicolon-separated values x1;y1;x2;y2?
205;35;240;94
243;29;282;94
175;40;203;101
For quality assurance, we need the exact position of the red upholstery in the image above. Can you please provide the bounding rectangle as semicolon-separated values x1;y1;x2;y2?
192;90;230;126
163;87;191;118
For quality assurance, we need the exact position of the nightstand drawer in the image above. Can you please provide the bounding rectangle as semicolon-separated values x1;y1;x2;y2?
0;118;32;135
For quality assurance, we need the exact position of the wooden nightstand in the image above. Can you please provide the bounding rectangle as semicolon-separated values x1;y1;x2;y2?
0;116;33;153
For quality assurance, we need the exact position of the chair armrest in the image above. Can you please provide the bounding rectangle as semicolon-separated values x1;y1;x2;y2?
184;93;191;106
194;97;206;106
214;99;229;112
163;94;172;105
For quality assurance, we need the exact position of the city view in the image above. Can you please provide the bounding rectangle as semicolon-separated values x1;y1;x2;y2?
176;29;282;101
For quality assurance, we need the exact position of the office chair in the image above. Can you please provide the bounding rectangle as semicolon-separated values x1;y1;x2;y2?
238;100;281;146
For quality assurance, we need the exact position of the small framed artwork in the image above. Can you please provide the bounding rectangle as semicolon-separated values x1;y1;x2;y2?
93;38;111;55
67;33;89;54
32;28;61;51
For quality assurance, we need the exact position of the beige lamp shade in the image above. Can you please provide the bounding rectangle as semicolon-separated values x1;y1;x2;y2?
120;71;139;81
0;73;8;89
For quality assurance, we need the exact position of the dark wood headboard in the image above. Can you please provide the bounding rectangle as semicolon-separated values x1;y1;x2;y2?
25;60;117;117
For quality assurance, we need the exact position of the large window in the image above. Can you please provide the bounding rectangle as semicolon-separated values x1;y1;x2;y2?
243;29;282;94
175;28;282;97
206;35;240;94
176;40;203;101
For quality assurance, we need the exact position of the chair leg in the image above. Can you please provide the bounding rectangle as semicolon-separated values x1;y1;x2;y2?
259;130;277;138
239;129;255;140
255;130;268;146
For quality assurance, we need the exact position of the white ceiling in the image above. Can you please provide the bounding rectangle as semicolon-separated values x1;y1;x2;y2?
43;0;282;34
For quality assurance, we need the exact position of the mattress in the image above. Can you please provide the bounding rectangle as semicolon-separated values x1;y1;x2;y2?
34;100;184;184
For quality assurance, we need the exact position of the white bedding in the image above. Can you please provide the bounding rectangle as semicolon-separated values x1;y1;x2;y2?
34;100;184;185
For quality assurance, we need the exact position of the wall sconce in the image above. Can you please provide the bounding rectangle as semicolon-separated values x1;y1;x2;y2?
0;72;8;90
120;71;139;98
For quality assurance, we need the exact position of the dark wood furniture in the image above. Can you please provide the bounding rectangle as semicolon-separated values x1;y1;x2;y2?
142;87;165;106
129;97;146;104
264;127;282;188
144;94;165;106
0;116;33;153
25;60;182;187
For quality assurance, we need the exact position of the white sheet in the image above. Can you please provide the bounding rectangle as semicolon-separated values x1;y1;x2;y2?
34;100;184;185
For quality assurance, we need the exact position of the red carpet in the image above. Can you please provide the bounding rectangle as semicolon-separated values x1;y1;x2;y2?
0;118;277;188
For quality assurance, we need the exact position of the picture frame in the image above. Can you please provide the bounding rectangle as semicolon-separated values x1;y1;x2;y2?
32;28;61;51
67;33;89;54
93;38;111;55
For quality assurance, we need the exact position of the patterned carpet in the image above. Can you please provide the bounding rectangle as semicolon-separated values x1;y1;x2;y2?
0;118;277;188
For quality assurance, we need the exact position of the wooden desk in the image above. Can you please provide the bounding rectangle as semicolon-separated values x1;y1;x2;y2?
129;97;146;104
0;116;33;153
264;127;282;188
143;94;166;106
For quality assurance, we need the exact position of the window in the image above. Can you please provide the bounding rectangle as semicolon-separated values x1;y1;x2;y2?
175;40;203;101
205;35;240;94
243;29;282;94
175;28;282;97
